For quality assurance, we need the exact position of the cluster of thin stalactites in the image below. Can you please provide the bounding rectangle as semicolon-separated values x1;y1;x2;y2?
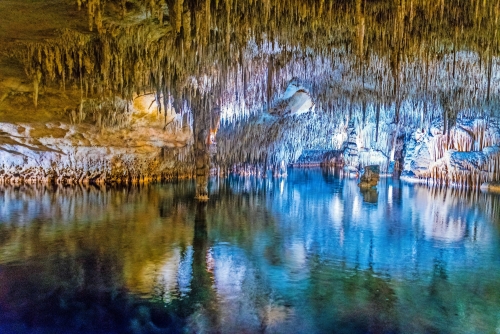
10;0;499;120
6;0;500;187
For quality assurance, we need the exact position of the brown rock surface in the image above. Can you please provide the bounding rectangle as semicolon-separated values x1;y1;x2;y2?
359;165;380;189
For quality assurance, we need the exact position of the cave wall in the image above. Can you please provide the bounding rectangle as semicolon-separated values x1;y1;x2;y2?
402;117;500;188
1;0;500;188
0;95;193;184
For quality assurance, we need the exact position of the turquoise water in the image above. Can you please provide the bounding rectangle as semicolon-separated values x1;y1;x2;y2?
0;168;499;333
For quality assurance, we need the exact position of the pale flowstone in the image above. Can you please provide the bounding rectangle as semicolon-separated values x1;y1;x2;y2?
402;118;500;188
0;104;193;184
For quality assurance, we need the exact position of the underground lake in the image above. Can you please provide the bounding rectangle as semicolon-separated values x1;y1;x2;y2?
1;169;499;333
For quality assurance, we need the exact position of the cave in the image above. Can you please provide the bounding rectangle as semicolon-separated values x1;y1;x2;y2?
0;0;500;333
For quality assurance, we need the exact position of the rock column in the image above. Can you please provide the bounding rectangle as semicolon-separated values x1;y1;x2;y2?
193;101;211;201
194;130;210;200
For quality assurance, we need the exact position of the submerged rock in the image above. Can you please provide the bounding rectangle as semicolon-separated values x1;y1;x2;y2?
359;165;380;189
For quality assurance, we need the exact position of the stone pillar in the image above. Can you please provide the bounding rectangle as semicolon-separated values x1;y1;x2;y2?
342;120;360;176
194;128;210;200
193;102;211;201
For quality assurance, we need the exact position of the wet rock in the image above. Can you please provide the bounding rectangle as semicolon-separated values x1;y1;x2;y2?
359;165;380;189
402;117;500;188
481;181;500;193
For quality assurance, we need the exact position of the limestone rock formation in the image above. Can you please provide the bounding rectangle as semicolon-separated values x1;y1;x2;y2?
359;165;380;189
0;97;193;185
341;122;360;175
270;80;315;117
1;0;500;189
402;118;500;188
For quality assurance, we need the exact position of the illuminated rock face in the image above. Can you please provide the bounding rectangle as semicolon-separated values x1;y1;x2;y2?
0;104;193;185
1;0;500;188
270;80;314;117
402;118;500;188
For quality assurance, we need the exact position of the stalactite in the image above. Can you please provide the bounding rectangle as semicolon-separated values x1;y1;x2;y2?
375;102;380;142
267;55;274;112
32;68;42;109
5;0;500;184
486;47;493;103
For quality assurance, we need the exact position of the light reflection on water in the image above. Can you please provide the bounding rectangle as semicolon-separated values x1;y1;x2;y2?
0;169;500;333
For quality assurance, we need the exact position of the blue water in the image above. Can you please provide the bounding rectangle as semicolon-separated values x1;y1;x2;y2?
0;168;499;333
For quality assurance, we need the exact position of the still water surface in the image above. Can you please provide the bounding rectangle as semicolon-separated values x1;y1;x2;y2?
0;169;499;333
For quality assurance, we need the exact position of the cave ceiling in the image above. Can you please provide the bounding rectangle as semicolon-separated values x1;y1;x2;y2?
1;0;499;123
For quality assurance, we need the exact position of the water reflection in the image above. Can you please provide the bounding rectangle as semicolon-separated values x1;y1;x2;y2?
0;170;499;333
360;187;378;203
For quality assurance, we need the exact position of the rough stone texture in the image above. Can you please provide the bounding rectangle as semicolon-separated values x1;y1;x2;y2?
402;133;434;178
341;122;360;175
359;165;380;189
402;118;500;187
2;1;500;189
0;96;193;185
